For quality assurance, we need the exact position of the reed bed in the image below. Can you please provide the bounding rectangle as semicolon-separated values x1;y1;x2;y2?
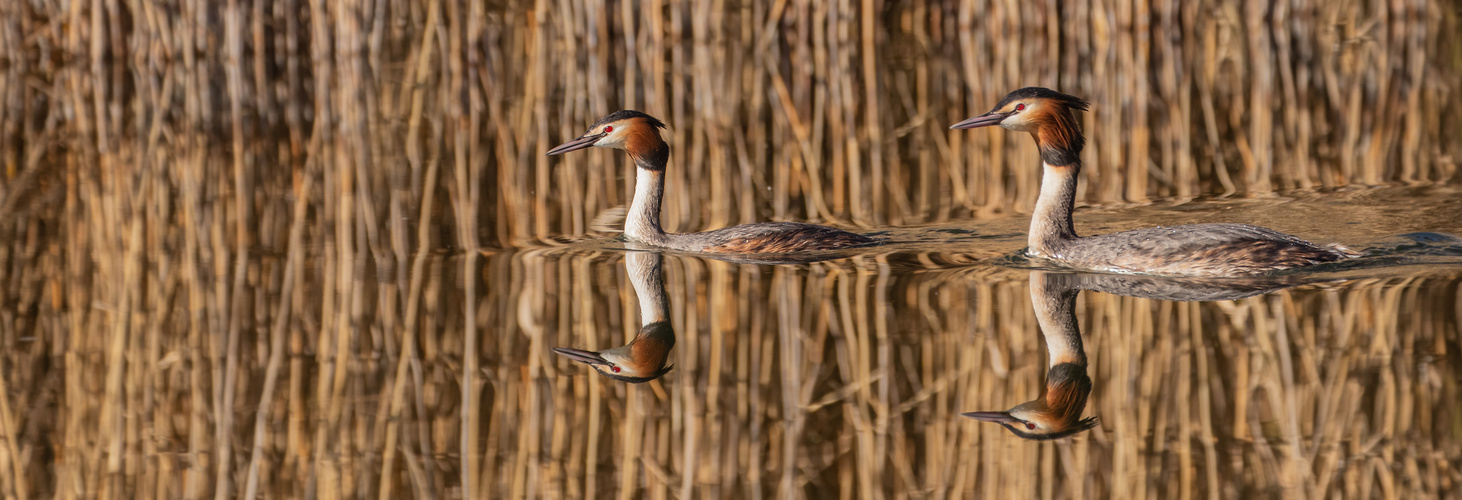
0;0;1461;498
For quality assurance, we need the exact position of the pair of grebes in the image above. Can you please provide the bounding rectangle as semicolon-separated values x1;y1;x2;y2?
549;87;1356;440
548;87;1356;277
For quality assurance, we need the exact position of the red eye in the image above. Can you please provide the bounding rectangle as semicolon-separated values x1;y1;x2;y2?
611;366;621;373
1025;422;1036;430
1014;104;1026;112
604;126;613;133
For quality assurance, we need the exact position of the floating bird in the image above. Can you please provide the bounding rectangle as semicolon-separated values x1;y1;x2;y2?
952;88;1356;277
549;110;876;253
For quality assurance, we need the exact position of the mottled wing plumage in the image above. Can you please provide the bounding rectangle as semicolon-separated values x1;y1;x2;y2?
695;222;876;253
1058;223;1356;277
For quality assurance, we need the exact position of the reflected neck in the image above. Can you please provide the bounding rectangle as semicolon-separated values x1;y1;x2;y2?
626;252;669;324
1030;161;1080;256
626;251;675;374
1030;273;1086;367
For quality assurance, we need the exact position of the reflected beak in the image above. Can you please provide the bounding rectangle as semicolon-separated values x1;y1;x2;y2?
961;411;1019;424
949;112;1010;130
552;347;611;366
546;133;605;155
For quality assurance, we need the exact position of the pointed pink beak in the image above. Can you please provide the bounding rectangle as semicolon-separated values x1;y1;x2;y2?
546;132;605;155
949;111;1010;130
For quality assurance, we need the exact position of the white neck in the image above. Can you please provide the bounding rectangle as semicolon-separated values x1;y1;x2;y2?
626;167;669;246
1030;162;1080;256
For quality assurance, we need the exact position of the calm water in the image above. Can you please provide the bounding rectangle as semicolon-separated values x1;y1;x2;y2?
4;1;1462;498
493;186;1462;498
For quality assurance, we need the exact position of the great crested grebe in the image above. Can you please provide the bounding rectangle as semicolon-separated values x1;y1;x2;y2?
552;252;674;383
548;110;876;253
952;87;1357;277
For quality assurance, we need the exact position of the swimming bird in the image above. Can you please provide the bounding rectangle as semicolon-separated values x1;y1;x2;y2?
548;110;876;253
951;88;1356;277
552;251;674;383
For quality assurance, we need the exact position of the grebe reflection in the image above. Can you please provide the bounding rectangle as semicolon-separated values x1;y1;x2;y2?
963;271;1098;440
552;252;675;383
964;271;1297;439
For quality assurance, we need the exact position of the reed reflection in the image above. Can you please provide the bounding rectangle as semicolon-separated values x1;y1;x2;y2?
965;271;1299;440
552;251;675;383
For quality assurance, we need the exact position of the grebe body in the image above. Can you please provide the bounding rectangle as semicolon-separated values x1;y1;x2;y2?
1041;222;1355;277
952;88;1355;277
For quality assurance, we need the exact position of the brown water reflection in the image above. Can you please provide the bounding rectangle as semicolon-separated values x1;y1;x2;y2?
3;226;1460;498
517;250;1462;498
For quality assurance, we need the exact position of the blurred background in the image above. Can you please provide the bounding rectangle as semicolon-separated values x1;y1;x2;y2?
1;0;1460;498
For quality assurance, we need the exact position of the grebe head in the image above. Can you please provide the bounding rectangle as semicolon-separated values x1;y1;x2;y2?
951;87;1089;167
551;321;675;383
961;363;1098;440
546;110;668;160
950;87;1089;132
961;405;1099;441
